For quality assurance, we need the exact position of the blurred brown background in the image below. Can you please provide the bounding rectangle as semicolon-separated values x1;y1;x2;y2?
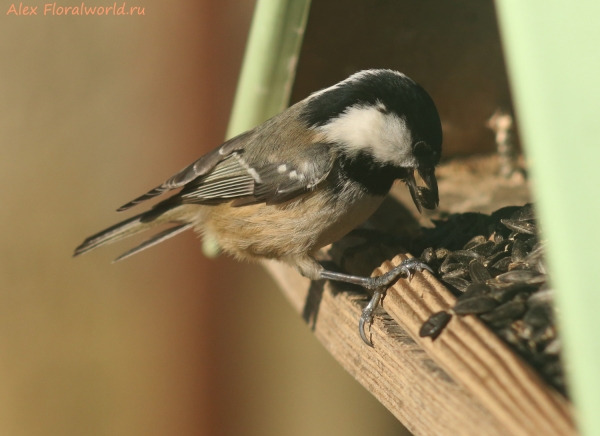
0;1;410;435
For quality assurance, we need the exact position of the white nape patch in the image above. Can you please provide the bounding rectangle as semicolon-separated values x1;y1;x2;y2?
289;170;298;179
277;164;287;173
347;69;407;84
317;104;415;167
308;69;407;100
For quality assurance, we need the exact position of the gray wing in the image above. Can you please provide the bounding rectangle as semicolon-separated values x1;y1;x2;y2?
178;143;335;206
117;131;252;211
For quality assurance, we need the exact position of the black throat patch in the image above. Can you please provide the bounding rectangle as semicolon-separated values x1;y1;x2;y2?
335;151;407;197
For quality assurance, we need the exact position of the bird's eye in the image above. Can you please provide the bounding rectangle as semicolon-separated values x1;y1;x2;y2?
413;141;431;157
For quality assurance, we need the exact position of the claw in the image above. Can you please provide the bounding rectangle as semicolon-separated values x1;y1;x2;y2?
319;257;434;346
359;311;374;347
422;264;434;274
397;258;434;283
359;289;383;347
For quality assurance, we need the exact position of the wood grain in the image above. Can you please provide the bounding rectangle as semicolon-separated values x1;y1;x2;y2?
264;155;576;435
265;255;577;436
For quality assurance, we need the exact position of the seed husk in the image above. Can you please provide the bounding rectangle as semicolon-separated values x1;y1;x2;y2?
413;204;566;395
480;296;527;323
496;269;541;283
492;256;512;272
488;283;535;303
494;232;506;244
442;267;470;279
421;247;435;263
485;250;509;268
524;305;554;329
501;218;537;235
420;311;452;339
511;203;535;221
544;339;561;355
469;259;492;283
468;241;495;256
528;288;554;306
435;248;451;261
452;250;483;263
442;277;470;292
458;283;492;301
453;296;499;315
511;239;529;262
464;235;486;250
440;261;465;274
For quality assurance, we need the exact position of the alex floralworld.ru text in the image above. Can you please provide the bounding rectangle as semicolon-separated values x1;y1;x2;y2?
7;2;145;15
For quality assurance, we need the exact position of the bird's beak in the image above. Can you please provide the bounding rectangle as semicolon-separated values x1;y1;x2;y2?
405;167;439;213
418;166;439;207
405;169;422;213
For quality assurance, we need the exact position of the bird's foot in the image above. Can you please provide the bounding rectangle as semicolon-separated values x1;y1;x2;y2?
320;258;433;346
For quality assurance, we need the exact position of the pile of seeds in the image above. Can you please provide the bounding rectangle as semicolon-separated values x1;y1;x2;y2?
412;204;566;395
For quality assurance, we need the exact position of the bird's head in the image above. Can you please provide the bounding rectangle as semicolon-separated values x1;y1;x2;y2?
302;69;442;211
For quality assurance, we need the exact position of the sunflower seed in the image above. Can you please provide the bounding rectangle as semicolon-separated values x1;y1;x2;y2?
458;283;492;300
453;296;498;315
524;305;554;329
502;219;537;235
469;260;492;283
496;269;541;283
421;247;436;263
442;267;470;279
464;235;486;250
480;296;527;323
419;311;452;339
511;239;529;262
492;256;512;272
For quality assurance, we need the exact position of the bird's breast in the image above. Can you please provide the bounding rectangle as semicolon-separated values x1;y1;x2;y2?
202;187;385;261
312;192;384;250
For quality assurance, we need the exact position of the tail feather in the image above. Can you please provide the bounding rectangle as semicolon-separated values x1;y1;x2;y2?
112;223;192;262
74;212;151;257
74;201;189;258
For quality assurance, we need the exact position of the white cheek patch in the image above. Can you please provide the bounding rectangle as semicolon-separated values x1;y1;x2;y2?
317;105;414;167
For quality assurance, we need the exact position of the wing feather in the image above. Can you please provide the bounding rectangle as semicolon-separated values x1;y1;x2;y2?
117;131;251;211
178;143;335;205
119;135;335;210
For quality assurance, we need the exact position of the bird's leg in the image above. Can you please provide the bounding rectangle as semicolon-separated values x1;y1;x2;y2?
319;258;433;346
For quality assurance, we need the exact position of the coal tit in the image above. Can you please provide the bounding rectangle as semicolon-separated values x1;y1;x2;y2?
74;69;442;346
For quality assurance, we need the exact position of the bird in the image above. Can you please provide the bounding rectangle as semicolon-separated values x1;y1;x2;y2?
74;69;442;346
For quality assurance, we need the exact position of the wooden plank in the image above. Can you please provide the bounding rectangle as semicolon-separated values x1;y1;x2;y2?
263;155;576;435
378;255;576;436
264;255;576;436
266;262;506;435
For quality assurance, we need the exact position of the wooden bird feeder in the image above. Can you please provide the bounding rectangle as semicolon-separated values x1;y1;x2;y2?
224;0;599;434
